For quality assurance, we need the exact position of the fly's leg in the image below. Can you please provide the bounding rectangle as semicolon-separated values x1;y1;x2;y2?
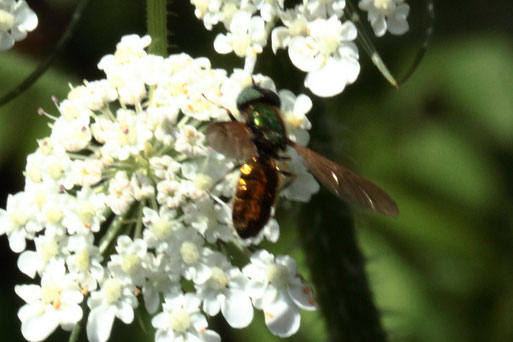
201;94;238;122
277;169;296;191
227;111;237;122
211;163;243;190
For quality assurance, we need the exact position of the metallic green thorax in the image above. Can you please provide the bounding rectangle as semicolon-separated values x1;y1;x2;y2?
249;102;287;150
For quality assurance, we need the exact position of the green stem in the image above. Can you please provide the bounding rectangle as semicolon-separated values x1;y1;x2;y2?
133;201;145;239
68;289;92;342
68;317;83;342
99;213;128;254
146;0;168;57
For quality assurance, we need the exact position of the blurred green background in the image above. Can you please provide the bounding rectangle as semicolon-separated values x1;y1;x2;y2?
1;1;513;341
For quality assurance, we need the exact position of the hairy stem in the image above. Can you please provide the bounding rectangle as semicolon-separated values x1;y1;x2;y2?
146;0;169;57
299;114;388;342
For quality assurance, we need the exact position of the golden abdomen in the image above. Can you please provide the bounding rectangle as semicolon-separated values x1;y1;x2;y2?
232;157;279;238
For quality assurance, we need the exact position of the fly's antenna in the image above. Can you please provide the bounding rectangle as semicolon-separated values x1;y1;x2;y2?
201;93;237;122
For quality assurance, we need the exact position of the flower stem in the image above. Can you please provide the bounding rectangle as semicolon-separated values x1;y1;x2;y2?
99;213;128;254
133;201;145;239
299;112;388;342
68;319;83;342
68;293;91;342
146;0;168;57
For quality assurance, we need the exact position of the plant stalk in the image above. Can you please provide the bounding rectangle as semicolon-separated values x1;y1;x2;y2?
299;111;388;342
146;0;168;57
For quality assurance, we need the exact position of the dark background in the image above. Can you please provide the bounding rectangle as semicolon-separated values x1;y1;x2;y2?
0;1;512;341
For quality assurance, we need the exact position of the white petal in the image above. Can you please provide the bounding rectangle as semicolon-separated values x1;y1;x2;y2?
15;285;41;303
213;34;233;54
0;32;15;50
185;331;203;342
16;3;38;31
193;263;213;284
202;330;222;342
184;293;202;312
117;301;135;323
202;295;221;316
288;284;316;311
155;329;173;342
189;330;221;342
263;292;300;338
18;302;44;322
191;312;209;331
221;291;254;328
59;304;83;328
230;11;251;33
87;306;116;342
371;14;386;37
304;55;360;97
18;251;40;277
21;309;60;342
245;279;266;299
387;5;410;35
143;286;160;314
288;37;319;72
248;16;265;42
262;286;279;305
387;17;409;35
10;27;28;41
340;21;358;41
271;27;289;53
61;289;83;304
9;228;27;252
250;249;274;266
293;94;312;116
263;218;280;243
151;312;168;329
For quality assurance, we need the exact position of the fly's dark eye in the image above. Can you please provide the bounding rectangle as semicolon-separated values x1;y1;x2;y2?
236;85;281;111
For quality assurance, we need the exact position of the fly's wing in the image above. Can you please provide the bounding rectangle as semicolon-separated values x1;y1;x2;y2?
292;142;399;216
206;122;257;160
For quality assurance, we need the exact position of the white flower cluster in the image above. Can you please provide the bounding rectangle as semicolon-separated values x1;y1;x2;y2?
358;0;409;37
0;34;318;342
0;0;37;50
191;0;409;97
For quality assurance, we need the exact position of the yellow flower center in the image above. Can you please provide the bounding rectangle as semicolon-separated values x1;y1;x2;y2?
151;217;173;240
208;267;228;290
374;0;396;15
170;308;191;333
76;249;91;273
103;278;122;304
0;10;15;31
41;283;62;310
41;239;58;261
45;206;63;224
180;241;200;265
266;263;289;289
121;254;140;274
